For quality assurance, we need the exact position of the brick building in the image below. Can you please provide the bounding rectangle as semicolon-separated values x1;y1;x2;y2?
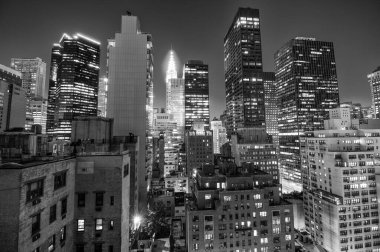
0;158;76;252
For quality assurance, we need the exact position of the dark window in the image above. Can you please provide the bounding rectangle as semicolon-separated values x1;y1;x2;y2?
48;234;55;252
76;244;85;252
50;204;57;223
108;245;113;252
60;226;66;245
95;243;102;252
61;197;67;218
26;179;44;202
110;196;114;206
96;193;104;206
31;213;41;235
54;171;67;190
78;193;85;207
124;164;129;177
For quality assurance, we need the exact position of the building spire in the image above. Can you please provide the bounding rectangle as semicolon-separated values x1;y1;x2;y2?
166;48;177;83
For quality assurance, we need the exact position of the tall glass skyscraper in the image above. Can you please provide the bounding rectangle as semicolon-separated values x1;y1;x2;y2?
11;58;47;132
47;33;100;139
107;13;153;212
224;8;265;133
184;60;210;130
368;66;380;118
275;37;340;192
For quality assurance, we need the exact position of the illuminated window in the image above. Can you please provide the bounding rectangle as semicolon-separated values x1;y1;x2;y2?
95;219;103;231
77;219;85;231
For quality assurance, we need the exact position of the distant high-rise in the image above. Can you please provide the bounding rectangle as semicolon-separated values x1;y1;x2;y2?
263;72;279;145
47;33;100;139
169;78;185;132
340;101;363;121
184;60;210;129
224;8;265;133
30;98;48;133
275;37;340;192
210;118;227;154
11;58;47;130
0;64;26;131
10;58;47;99
368;66;380;118
185;122;213;174
97;76;108;117
107;13;153;212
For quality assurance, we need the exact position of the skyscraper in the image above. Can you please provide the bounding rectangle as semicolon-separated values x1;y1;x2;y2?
368;66;380;118
166;50;178;113
47;33;100;139
165;49;185;140
11;58;47;131
263;72;279;145
0;64;26;131
275;37;340;192
224;8;265;133
184;60;210;130
107;13;153;211
97;76;108;117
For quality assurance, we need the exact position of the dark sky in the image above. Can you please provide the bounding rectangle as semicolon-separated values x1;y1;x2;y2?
1;0;379;118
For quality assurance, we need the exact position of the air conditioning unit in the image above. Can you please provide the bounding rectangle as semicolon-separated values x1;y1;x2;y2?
95;206;102;212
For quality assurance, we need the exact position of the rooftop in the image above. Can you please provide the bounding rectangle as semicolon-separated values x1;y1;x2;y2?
0;157;75;169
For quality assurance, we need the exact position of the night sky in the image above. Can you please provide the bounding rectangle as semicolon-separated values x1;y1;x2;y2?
1;0;379;118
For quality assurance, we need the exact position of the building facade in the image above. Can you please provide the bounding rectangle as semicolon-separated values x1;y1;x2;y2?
186;165;295;252
106;13;154;211
230;128;279;183
301;109;380;252
224;8;265;133
263;72;279;145
368;66;380;119
0;64;26;131
184;60;210;130
275;37;340;192
47;33;100;139
74;153;131;252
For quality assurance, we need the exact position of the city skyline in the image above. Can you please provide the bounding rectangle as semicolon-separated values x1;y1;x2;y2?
1;0;379;118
